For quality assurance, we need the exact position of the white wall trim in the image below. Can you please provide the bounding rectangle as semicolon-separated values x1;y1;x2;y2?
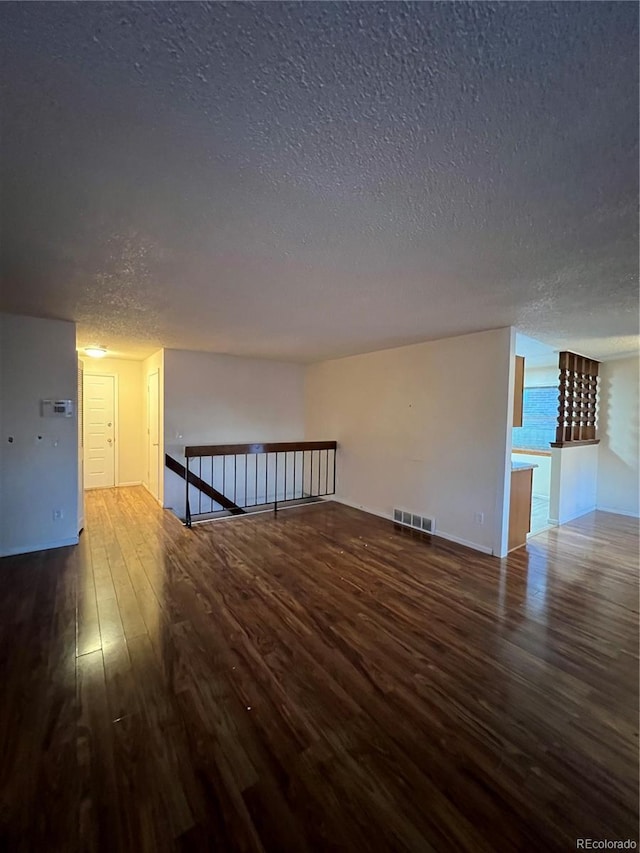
142;481;164;506
549;504;597;526
495;326;517;559
330;496;494;556
1;535;79;558
437;529;494;556
146;367;161;501
595;506;640;519
85;481;142;490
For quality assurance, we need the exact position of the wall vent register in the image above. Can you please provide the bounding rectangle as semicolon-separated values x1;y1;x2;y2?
393;508;435;534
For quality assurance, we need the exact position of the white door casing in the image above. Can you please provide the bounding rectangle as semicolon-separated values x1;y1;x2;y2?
78;359;85;528
84;374;116;489
147;370;160;500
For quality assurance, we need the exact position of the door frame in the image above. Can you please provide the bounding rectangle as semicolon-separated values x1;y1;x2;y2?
147;369;160;501
78;358;85;530
83;371;119;489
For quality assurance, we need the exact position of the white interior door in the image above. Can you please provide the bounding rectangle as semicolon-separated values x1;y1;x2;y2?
148;371;160;499
84;374;116;489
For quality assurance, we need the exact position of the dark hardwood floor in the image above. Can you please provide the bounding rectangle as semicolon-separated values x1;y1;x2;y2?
1;487;638;851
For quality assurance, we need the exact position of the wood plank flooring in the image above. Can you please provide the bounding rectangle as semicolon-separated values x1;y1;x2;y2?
0;487;638;851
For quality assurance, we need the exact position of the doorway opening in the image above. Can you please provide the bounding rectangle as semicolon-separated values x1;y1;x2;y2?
510;333;561;540
80;354;156;499
512;367;557;535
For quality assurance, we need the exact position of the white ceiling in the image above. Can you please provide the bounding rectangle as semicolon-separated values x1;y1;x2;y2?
1;3;638;363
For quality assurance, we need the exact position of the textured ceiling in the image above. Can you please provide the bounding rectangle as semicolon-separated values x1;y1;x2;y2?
1;2;638;362
515;332;557;369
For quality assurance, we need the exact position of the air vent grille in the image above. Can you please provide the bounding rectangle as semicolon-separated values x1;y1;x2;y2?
393;508;434;534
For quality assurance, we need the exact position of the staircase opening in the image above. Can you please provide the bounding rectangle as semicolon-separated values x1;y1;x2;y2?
166;440;337;526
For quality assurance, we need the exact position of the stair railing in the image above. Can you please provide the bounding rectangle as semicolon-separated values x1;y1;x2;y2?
181;440;337;527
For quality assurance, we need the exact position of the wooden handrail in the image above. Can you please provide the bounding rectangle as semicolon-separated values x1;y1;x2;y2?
185;440;337;458
550;439;600;448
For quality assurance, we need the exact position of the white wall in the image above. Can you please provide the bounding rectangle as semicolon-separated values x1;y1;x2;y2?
305;328;514;555
523;364;559;388
0;314;78;556
163;349;305;515
596;355;639;517
84;357;144;486
549;444;599;525
142;349;164;503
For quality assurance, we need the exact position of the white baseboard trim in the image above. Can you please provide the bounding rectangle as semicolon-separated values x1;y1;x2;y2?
142;482;164;506
551;505;597;526
436;529;493;556
596;506;640;519
330;496;493;556
1;535;79;558
85;482;142;490
328;496;398;524
528;520;557;533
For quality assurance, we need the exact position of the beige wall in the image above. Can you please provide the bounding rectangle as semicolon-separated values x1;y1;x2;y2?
305;328;514;555
549;444;599;525
597;355;639;517
163;349;305;515
1;314;78;556
84;357;144;486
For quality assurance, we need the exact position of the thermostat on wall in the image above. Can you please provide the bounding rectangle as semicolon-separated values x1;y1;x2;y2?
41;399;74;417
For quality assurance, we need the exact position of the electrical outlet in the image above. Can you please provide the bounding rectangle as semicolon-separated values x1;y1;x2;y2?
53;509;64;521
474;511;484;525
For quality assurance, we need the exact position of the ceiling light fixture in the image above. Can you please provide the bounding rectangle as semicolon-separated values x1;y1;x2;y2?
84;346;108;358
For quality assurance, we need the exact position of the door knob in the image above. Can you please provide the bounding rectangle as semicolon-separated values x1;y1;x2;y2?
107;438;113;444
